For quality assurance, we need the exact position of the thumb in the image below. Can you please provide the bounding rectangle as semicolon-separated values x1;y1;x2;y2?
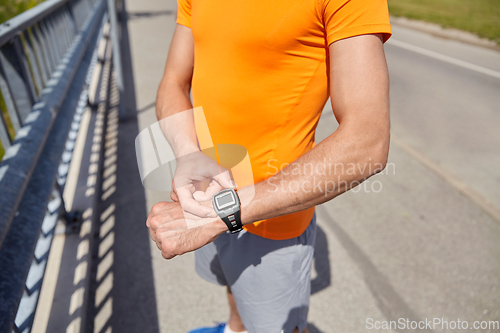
170;179;179;201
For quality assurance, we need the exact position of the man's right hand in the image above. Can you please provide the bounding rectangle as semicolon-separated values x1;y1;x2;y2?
171;151;237;217
147;201;227;259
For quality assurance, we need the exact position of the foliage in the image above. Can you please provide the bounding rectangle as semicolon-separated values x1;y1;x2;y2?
388;0;500;44
0;0;46;24
0;0;45;159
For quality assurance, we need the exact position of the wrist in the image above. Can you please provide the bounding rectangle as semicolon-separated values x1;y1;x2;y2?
236;185;258;226
173;140;199;157
198;199;229;234
212;218;230;235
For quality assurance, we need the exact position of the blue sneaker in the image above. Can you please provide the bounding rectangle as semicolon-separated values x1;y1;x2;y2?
188;323;226;333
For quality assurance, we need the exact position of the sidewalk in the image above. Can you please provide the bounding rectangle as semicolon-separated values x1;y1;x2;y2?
127;0;230;329
93;0;500;331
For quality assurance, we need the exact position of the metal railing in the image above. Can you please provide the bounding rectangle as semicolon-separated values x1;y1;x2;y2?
0;0;98;147
0;0;117;331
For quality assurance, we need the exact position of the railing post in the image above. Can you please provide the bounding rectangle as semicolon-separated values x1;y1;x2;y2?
46;16;63;61
59;11;71;51
34;23;56;73
53;182;83;232
0;111;12;150
27;27;49;87
42;19;61;65
21;31;43;97
12;36;37;105
65;2;78;35
0;54;22;132
107;0;125;119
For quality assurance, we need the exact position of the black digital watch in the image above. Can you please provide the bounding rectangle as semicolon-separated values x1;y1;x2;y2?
212;188;243;233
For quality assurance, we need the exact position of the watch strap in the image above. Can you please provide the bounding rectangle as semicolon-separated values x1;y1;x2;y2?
221;209;243;233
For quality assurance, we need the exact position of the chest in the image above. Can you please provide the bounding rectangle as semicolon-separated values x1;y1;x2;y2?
190;0;327;52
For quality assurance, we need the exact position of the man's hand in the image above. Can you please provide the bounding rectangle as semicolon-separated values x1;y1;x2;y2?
147;201;227;259
172;151;236;217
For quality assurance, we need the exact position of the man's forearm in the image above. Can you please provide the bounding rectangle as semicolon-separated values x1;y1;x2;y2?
238;121;389;225
235;34;390;226
156;78;199;156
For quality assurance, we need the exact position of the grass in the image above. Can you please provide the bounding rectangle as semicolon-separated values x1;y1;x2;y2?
388;0;500;44
0;0;45;24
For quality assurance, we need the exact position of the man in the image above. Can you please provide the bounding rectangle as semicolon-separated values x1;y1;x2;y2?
147;0;392;331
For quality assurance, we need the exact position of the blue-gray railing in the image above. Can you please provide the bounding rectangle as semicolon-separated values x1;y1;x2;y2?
0;0;120;331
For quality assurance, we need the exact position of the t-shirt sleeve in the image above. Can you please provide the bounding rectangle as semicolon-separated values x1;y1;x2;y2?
322;0;392;46
176;0;191;28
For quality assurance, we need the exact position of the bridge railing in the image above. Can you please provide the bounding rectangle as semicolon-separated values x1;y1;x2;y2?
0;0;118;331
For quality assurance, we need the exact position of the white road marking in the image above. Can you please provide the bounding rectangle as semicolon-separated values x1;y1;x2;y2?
388;39;500;80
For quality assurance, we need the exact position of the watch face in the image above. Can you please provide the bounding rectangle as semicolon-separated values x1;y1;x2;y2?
215;192;236;209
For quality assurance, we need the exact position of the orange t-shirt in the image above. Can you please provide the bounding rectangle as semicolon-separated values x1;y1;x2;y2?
177;0;392;240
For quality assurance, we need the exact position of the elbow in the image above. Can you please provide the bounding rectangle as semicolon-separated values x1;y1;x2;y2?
155;79;167;120
369;131;390;176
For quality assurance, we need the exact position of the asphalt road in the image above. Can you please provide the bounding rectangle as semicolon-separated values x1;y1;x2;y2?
99;0;500;331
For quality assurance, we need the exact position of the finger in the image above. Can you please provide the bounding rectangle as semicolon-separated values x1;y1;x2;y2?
191;180;222;201
194;179;211;192
170;178;179;201
158;229;191;259
177;187;217;217
180;197;217;217
162;252;177;260
203;180;224;198
212;170;237;189
149;228;156;242
192;190;207;201
176;185;194;204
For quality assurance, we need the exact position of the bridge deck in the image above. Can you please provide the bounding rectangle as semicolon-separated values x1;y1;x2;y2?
31;0;500;332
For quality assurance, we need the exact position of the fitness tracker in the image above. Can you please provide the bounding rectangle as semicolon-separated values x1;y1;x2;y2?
212;188;243;233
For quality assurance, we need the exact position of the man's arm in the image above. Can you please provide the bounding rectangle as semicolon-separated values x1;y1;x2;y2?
156;24;198;156
237;33;390;223
157;25;236;215
148;33;390;259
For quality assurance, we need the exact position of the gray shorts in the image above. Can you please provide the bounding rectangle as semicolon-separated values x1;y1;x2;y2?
195;214;317;333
